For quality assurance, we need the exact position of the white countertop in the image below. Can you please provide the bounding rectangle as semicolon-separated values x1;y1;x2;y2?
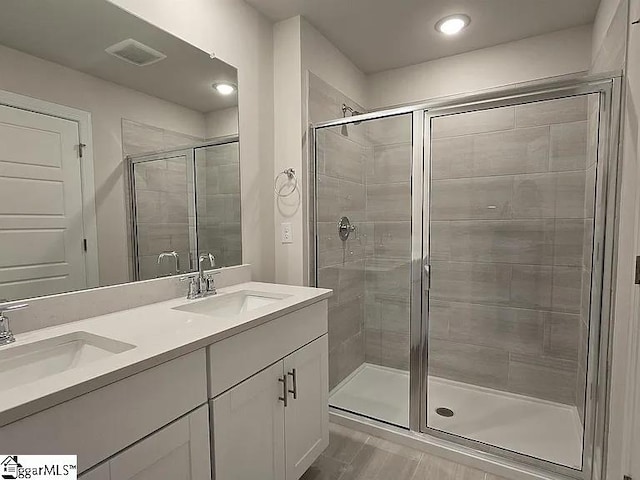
0;282;332;427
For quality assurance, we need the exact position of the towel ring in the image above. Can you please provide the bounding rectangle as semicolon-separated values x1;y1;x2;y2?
274;168;298;198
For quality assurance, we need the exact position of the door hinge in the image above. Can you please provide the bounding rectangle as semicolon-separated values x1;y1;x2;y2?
83;239;88;252
78;143;87;158
623;475;632;480
635;256;640;284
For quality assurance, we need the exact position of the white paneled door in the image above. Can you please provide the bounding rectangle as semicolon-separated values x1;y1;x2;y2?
0;104;87;300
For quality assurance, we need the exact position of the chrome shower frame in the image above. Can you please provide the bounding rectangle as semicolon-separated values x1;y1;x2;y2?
127;135;239;281
309;73;623;480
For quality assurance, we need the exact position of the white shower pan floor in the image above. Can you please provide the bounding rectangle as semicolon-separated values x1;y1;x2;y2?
329;363;583;469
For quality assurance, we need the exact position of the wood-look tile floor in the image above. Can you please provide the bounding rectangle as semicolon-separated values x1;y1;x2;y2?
302;423;511;480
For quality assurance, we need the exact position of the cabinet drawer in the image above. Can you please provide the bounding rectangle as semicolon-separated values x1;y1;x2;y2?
208;300;328;398
0;349;207;474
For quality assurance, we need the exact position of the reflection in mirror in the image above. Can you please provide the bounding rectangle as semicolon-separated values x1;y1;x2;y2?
0;0;240;302
130;137;240;281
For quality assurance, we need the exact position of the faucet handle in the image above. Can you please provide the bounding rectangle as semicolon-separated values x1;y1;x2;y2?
0;303;26;346
204;272;218;294
180;274;200;299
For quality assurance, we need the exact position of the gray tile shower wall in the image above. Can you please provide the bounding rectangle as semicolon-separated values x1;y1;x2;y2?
196;142;242;268
310;74;368;390
428;96;594;407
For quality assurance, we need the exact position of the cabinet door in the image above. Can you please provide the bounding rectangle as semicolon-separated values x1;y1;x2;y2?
212;361;286;480
284;335;329;480
109;405;211;480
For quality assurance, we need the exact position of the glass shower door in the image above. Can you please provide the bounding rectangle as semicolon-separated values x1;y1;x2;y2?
314;112;414;428
425;93;600;470
131;150;196;280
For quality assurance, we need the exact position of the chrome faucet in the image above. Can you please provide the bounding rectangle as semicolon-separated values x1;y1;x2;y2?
157;251;180;276
181;253;218;300
0;303;28;346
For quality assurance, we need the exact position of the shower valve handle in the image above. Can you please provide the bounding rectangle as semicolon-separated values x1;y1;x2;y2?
338;216;356;241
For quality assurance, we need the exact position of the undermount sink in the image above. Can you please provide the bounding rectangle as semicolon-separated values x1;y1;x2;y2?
0;332;135;392
173;290;290;317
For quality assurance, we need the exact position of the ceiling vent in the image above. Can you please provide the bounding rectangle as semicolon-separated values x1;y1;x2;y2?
105;39;166;66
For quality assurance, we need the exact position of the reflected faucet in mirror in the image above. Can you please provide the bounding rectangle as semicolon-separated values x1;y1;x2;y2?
157;251;180;276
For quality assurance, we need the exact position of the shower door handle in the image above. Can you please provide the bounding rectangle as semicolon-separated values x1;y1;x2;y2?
423;262;431;290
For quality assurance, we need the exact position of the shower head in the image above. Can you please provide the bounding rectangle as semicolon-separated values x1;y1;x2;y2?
342;103;361;118
341;103;362;127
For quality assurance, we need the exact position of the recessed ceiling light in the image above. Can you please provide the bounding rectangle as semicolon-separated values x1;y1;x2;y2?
212;82;236;95
435;14;470;35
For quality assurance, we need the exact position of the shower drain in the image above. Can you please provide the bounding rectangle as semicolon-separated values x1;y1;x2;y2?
435;407;455;417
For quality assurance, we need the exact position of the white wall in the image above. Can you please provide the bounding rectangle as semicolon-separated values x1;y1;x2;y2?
271;16;367;286
629;1;640;456
273;16;304;285
108;0;275;282
595;1;637;479
205;106;239;139
592;0;628;73
624;4;640;471
0;43;206;287
300;18;368;109
627;11;640;480
368;25;592;109
593;0;628;57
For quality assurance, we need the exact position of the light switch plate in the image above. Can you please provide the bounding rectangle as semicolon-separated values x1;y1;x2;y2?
281;222;293;244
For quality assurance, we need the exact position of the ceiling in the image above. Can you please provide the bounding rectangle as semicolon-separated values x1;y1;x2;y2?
0;0;238;113
246;0;601;74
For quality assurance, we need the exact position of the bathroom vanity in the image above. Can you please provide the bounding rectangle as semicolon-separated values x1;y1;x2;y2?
0;282;331;480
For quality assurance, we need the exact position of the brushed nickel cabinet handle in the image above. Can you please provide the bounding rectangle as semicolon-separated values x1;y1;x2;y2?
278;376;288;407
287;369;298;400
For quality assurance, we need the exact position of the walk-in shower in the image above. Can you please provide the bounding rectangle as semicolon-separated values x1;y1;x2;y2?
310;76;620;479
128;137;240;280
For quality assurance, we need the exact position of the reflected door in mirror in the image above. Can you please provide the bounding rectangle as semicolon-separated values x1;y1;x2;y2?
0;104;87;301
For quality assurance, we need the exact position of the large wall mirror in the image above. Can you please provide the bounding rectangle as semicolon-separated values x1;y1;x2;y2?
0;0;241;302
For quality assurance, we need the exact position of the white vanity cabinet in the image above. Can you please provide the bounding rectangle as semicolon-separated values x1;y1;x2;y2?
209;301;329;480
0;294;329;480
80;406;211;480
212;335;328;480
0;349;208;474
